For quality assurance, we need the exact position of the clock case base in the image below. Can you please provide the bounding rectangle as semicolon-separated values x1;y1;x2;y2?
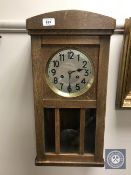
35;157;104;167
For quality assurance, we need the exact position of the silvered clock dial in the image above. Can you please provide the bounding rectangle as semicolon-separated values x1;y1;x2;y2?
45;49;94;97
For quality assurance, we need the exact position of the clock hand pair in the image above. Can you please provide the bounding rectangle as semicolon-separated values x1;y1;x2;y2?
67;68;86;93
67;69;85;93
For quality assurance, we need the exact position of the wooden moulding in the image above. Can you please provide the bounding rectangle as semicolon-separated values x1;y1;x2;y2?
41;35;100;45
42;99;96;108
27;10;115;30
35;153;104;167
26;10;115;35
35;160;104;167
116;18;131;109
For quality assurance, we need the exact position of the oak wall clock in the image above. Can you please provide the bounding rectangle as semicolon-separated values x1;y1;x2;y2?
26;10;116;166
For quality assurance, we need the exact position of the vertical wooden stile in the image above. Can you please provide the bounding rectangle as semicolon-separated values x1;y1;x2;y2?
80;109;85;154
55;108;60;154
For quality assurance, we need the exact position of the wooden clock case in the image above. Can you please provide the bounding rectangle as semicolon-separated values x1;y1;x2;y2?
26;10;116;167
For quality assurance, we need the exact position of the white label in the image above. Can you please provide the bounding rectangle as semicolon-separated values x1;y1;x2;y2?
42;18;55;26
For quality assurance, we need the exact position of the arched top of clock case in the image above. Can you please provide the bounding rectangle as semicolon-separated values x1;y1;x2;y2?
26;10;116;31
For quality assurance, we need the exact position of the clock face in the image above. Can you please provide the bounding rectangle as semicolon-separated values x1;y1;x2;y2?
45;49;94;97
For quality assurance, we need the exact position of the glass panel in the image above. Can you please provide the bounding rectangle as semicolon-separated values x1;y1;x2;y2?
84;109;96;153
60;108;80;153
44;108;55;152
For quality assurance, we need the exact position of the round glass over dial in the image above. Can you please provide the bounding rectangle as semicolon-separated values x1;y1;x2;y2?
45;49;94;97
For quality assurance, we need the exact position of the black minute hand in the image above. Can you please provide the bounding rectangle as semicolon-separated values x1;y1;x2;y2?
69;68;85;74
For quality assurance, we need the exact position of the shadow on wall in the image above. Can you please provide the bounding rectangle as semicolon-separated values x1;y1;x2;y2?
34;166;96;175
115;110;131;129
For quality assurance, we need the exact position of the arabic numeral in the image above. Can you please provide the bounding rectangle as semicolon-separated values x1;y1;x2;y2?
82;61;87;68
68;51;74;59
53;60;59;67
84;69;89;76
81;78;86;84
77;54;80;61
59;54;64;61
54;77;58;84
76;84;80;90
60;83;63;90
51;69;56;76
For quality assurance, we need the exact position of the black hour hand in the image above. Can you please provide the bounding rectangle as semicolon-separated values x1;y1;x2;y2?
77;68;84;72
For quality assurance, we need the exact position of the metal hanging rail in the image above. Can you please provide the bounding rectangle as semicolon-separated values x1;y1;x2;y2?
0;20;124;34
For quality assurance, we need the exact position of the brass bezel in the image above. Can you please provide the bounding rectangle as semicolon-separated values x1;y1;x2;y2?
45;48;94;98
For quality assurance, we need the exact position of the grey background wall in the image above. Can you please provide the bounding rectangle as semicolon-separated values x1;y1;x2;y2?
0;0;131;175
